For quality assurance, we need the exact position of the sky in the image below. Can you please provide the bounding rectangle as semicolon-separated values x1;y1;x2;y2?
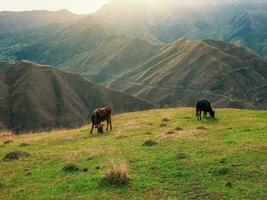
0;0;111;14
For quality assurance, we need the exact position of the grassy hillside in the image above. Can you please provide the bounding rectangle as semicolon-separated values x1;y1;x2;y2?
0;108;266;199
0;61;153;133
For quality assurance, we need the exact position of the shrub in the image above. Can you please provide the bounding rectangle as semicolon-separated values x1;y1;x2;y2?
102;163;130;186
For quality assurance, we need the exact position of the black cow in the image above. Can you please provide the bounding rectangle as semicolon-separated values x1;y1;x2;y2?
196;100;215;121
90;107;112;134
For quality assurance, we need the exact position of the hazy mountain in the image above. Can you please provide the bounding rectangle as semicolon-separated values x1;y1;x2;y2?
92;0;267;58
0;9;81;33
0;61;153;133
109;38;267;109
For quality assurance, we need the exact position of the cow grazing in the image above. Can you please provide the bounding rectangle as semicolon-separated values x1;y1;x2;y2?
90;107;112;134
196;100;215;121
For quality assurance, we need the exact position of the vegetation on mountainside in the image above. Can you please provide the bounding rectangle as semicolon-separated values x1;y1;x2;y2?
0;108;266;199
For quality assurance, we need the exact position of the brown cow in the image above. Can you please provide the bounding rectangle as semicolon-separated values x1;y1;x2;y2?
90;107;112;134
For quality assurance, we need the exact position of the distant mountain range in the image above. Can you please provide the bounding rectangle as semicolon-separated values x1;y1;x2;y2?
0;61;153;133
0;9;81;32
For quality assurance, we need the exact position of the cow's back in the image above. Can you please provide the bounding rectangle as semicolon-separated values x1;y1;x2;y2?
196;100;212;112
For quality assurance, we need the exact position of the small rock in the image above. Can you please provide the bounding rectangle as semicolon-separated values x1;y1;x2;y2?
96;166;100;170
175;127;184;131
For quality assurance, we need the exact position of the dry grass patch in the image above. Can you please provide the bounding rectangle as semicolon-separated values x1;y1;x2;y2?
101;162;130;186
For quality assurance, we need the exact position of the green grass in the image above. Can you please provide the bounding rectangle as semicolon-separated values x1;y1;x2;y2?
0;108;266;199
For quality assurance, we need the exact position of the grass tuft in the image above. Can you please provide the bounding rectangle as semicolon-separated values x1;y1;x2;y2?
160;123;167;127
18;143;30;147
197;126;208;130
101;163;130;186
210;167;230;176
162;118;171;122
3;151;30;161
144;132;153;135
176;152;188;159
175;127;184;131
3;140;13;145
62;164;80;172
166;131;175;135
143;140;157;146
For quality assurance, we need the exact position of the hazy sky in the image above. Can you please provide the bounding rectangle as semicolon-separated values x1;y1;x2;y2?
0;0;111;14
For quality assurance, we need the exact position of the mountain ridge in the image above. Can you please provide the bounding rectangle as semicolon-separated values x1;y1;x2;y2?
0;61;154;133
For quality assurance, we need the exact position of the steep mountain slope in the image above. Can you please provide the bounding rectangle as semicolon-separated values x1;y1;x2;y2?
226;11;267;59
11;24;160;84
109;38;267;109
0;10;81;32
0;61;153;133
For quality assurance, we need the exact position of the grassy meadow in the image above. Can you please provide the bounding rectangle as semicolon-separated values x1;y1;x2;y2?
0;108;266;200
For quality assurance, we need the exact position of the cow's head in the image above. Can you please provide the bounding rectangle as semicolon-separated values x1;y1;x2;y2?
95;123;104;134
211;110;215;118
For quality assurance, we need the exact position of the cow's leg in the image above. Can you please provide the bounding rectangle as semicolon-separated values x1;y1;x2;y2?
109;118;112;131
90;123;94;134
106;120;109;131
200;111;202;120
204;112;207;119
